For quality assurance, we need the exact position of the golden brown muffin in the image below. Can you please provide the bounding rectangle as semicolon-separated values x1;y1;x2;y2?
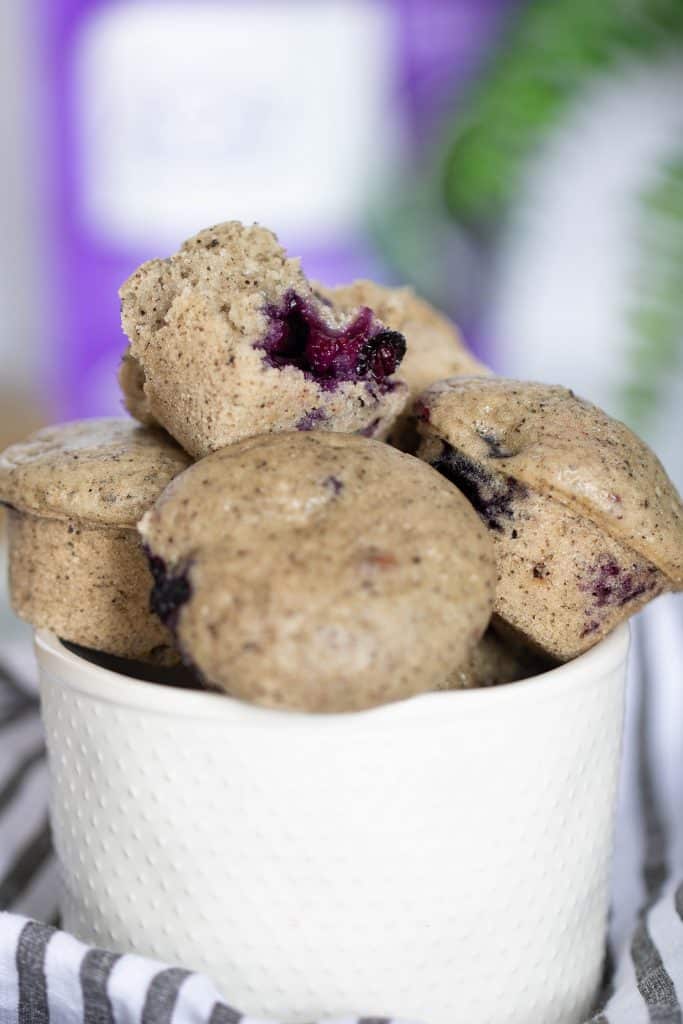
0;418;190;660
140;432;496;711
119;222;409;458
415;377;683;660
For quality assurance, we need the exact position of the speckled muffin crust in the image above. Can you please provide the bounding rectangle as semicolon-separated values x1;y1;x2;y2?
119;222;410;459
0;418;190;660
318;280;488;450
140;432;496;712
415;377;683;660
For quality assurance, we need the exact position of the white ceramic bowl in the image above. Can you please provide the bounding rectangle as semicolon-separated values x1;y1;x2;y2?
36;626;629;1024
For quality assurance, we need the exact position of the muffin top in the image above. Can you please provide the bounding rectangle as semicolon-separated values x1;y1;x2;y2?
140;431;495;712
0;418;191;527
318;279;487;398
119;222;409;457
120;221;309;434
417;377;683;583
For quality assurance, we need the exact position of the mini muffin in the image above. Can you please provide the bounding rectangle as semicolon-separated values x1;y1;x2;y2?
0;418;191;660
415;377;683;660
317;279;488;450
439;621;555;690
119;222;409;459
140;432;495;712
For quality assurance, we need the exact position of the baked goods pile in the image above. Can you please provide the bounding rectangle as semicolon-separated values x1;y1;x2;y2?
2;222;681;710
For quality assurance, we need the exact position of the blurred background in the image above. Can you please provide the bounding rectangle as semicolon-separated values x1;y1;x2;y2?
1;0;682;491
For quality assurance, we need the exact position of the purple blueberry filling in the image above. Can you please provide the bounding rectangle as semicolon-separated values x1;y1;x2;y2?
259;291;406;392
430;441;526;531
296;407;327;431
580;556;659;611
147;553;192;630
0;500;17;512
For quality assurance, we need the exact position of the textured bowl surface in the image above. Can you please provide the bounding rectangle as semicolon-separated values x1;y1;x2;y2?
36;626;629;1024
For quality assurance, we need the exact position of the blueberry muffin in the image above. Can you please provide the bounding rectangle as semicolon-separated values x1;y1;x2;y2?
415;377;683;660
440;621;555;690
0;418;190;660
318;279;488;450
119;222;409;458
140;432;496;711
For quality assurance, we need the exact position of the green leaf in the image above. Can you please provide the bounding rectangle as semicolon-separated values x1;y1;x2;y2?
442;0;683;226
620;153;683;426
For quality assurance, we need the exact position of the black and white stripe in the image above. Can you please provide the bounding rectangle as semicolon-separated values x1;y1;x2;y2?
16;920;55;1024
1;599;682;1024
0;919;254;1024
0;651;56;927
588;600;683;1024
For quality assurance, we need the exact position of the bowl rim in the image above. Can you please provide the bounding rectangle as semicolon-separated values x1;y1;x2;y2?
34;623;630;727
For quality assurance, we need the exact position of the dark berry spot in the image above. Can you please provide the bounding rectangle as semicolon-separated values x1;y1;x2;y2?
477;429;515;459
533;562;548;579
579;555;659;611
323;475;343;495
356;330;406;380
258;291;405;392
0;500;18;513
429;441;526;531
146;552;192;629
296;407;327;431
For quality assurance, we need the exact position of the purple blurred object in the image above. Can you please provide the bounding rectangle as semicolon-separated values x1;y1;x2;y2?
395;0;511;150
36;0;510;418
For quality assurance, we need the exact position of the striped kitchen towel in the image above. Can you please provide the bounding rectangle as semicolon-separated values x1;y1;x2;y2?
0;596;682;1024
